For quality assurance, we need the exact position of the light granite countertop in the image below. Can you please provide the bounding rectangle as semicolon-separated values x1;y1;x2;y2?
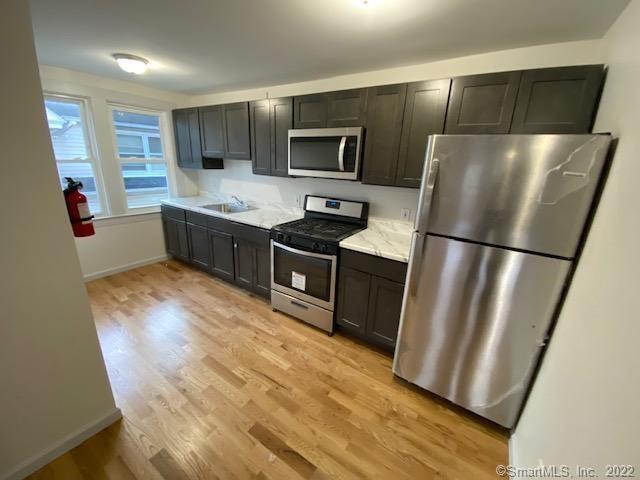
339;218;414;263
162;196;414;263
161;195;303;230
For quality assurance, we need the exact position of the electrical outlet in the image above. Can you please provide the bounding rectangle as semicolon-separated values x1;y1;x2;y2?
400;208;411;221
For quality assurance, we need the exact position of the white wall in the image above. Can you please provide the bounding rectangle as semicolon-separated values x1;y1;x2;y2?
0;2;120;478
75;213;168;281
39;66;197;279
196;39;605;221
511;0;640;473
200;161;420;220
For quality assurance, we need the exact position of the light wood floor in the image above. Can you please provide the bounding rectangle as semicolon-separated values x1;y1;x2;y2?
28;260;507;479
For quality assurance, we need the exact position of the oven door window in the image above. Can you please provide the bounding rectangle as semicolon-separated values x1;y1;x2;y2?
289;136;357;173
273;245;333;301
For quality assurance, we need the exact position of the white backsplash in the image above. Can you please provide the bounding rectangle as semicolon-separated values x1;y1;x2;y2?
197;160;420;221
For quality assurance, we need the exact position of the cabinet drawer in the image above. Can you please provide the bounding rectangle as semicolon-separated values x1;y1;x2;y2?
185;210;208;227
161;205;186;221
340;249;407;284
229;222;270;246
206;215;233;233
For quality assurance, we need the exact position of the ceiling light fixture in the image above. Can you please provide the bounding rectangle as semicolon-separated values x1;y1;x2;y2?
112;53;149;74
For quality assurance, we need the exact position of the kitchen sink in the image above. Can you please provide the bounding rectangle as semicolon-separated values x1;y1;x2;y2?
201;203;254;214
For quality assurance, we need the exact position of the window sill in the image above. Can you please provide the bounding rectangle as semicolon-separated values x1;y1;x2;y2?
93;207;161;227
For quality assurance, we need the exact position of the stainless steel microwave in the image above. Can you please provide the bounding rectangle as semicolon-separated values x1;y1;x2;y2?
288;127;363;180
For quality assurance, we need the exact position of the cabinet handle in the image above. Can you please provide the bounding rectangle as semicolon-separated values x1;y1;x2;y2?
234;243;238;249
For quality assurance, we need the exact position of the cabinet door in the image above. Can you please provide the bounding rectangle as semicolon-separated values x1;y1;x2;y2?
173;109;193;168
199;105;225;158
445;72;521;134
366;276;404;351
162;216;178;256
187;223;211;270
208;229;235;282
361;84;407;186
233;239;255;290
223;102;251;159
254;244;271;299
163;216;189;261
396;79;450;188
293;94;327;128
510;65;605;134
270;97;293;177
250;100;271;175
336;267;371;335
327;88;368;127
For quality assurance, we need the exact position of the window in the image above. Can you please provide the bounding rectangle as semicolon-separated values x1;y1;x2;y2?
110;107;169;209
44;96;103;214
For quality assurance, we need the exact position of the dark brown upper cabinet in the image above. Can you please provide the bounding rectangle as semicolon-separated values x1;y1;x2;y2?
361;83;407;186
326;88;368;127
174;108;221;169
249;99;271;175
199;105;225;158
293;89;367;128
445;71;521;134
396;79;451;188
293;94;327;128
270;97;293;176
510;65;605;134
223;102;251;159
250;97;293;177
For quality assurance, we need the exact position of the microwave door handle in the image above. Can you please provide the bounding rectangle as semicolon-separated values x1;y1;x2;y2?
338;136;347;171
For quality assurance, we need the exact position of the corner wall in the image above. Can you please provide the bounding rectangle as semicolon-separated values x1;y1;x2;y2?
510;0;640;471
0;2;120;478
39;66;197;280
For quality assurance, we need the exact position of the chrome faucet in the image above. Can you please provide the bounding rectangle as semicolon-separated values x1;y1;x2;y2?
231;195;247;207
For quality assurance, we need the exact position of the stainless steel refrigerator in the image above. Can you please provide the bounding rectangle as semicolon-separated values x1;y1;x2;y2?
393;134;611;428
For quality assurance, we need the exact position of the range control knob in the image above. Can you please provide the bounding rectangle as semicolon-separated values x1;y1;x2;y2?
285;235;292;243
319;244;328;253
312;242;320;251
276;233;284;242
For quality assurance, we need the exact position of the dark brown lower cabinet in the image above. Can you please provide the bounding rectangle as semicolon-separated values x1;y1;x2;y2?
233;239;255;291
336;250;407;352
162;216;189;262
366;277;405;350
254;246;271;298
187;223;211;270
336;267;371;335
208;229;234;282
233;237;271;299
162;208;270;299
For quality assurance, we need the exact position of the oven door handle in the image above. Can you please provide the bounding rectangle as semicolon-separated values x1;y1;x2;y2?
273;241;336;261
337;136;347;172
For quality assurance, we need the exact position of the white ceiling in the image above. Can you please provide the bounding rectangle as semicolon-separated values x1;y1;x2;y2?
29;0;629;94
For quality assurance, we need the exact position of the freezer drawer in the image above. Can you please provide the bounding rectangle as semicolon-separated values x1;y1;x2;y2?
417;134;610;258
393;234;570;428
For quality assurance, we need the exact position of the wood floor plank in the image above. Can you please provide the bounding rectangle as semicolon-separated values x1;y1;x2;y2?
248;422;317;479
27;260;507;479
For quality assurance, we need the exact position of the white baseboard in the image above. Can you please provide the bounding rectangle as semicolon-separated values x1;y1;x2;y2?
83;254;169;282
2;408;122;480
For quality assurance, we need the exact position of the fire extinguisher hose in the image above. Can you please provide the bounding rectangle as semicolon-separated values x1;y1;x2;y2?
70;215;95;224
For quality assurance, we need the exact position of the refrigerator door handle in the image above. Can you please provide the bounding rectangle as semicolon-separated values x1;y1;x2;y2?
408;233;427;296
416;157;440;234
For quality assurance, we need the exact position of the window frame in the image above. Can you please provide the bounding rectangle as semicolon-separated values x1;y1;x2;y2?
44;93;109;217
107;103;172;212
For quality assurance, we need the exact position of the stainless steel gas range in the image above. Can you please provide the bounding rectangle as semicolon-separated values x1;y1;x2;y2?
270;195;369;334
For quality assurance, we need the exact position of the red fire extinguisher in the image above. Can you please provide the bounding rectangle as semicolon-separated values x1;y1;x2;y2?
63;177;95;237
